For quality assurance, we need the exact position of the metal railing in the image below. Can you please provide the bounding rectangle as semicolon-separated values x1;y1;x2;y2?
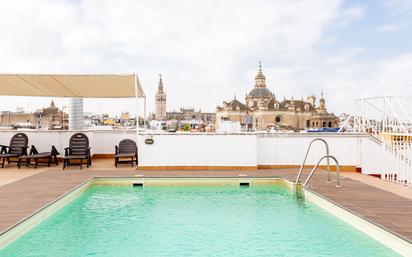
296;138;330;184
381;133;412;186
303;155;341;188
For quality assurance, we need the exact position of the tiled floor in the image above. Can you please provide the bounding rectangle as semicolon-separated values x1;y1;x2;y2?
1;160;412;244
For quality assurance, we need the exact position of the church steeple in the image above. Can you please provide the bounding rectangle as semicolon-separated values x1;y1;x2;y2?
158;74;164;93
255;61;266;88
155;74;167;120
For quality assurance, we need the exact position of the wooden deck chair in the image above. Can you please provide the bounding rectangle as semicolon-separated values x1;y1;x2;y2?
0;133;29;168
63;133;91;170
114;139;138;167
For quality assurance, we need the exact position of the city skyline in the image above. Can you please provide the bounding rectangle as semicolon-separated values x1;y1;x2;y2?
0;0;412;115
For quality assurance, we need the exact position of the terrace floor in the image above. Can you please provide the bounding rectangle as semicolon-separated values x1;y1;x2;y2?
1;159;412;245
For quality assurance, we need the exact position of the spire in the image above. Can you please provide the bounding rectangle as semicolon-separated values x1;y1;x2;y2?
255;61;266;88
156;74;165;95
158;74;163;89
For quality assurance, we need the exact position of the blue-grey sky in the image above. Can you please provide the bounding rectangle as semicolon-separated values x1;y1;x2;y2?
0;0;411;116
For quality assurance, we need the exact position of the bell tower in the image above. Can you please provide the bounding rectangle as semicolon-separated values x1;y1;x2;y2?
155;74;167;120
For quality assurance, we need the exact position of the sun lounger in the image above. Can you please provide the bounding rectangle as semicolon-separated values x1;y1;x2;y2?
18;145;59;168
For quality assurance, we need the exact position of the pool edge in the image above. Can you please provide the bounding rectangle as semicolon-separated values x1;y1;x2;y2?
1;176;411;256
304;188;412;256
0;178;93;249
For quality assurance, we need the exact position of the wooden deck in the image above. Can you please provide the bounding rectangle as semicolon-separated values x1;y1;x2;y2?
1;164;412;244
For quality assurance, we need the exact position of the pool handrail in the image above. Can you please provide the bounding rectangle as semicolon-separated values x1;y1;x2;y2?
296;138;330;184
303;155;341;188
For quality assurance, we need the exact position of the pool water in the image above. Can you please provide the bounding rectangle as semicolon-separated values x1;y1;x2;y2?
0;184;400;257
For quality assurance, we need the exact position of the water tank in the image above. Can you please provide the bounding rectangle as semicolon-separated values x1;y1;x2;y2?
68;98;84;130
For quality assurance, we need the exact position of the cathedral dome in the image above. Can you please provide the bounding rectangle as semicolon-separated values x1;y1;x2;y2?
247;62;273;98
248;87;273;98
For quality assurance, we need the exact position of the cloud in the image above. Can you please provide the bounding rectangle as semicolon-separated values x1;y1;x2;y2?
376;23;401;32
344;5;365;20
0;0;410;117
383;0;412;11
0;0;343;114
336;4;365;26
261;49;412;114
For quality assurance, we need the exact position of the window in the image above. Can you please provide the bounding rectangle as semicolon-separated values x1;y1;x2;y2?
253;101;257;107
322;122;326;127
304;104;309;111
275;116;281;123
306;120;310;127
328;121;332;128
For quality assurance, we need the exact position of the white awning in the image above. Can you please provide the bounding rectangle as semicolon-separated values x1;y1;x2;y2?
0;74;145;98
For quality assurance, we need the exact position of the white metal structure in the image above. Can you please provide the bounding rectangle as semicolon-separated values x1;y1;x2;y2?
352;96;412;186
353;96;412;136
381;133;412;186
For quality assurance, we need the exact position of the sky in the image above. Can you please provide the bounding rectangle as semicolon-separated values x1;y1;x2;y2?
0;0;412;116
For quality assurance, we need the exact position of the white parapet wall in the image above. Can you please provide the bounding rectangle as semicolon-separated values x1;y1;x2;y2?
137;133;257;168
0;130;383;173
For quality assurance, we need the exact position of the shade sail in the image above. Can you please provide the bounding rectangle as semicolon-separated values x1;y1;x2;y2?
0;74;145;98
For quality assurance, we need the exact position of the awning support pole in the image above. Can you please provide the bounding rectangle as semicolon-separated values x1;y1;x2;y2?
134;74;139;137
144;96;147;126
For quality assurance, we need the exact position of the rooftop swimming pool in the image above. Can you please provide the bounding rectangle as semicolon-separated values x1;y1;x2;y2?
0;179;402;257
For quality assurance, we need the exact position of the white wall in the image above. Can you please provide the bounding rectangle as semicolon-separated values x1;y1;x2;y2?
257;133;360;166
358;136;384;175
93;130;137;154
0;130;383;173
138;133;257;167
256;133;383;174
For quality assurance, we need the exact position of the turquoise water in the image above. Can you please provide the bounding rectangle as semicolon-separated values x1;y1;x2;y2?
0;184;400;257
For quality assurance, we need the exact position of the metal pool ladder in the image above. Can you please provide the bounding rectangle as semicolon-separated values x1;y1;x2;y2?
295;139;341;188
303;155;341;188
296;138;331;184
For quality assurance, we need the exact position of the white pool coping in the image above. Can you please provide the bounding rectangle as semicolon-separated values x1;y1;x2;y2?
304;189;412;256
0;177;411;256
0;179;94;249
